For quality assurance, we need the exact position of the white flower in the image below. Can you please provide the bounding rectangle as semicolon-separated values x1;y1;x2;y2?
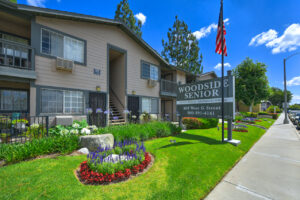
60;129;69;135
81;128;91;135
72;123;80;129
30;123;39;129
88;125;98;132
132;115;137;119
70;129;79;135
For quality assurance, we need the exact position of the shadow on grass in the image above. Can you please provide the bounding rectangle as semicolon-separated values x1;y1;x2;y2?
174;133;224;145
159;141;194;149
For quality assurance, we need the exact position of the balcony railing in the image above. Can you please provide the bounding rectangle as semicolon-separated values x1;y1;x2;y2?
160;79;177;97
0;38;34;70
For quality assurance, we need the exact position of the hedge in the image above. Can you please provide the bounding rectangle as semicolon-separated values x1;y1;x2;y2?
182;117;218;129
96;121;181;142
0;135;79;164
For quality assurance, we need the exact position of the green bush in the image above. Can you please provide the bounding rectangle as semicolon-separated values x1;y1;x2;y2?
247;112;258;118
235;115;243;122
182;117;202;129
258;112;278;119
182;117;218;129
96;121;181;142
0;135;79;163
266;105;280;113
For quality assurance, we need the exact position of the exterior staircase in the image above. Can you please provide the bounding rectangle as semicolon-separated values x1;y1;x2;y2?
109;99;126;126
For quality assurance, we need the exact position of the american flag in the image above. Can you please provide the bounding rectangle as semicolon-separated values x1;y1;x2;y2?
215;0;227;56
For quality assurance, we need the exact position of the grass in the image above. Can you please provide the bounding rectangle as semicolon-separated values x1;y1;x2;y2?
254;118;276;129
0;124;272;200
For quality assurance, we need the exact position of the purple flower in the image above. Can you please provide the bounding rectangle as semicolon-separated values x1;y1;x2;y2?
113;116;119;120
96;108;103;113
85;108;93;115
123;109;130;114
104;110;110;114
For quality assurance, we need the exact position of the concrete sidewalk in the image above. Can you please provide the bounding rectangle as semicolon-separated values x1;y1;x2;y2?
206;114;300;200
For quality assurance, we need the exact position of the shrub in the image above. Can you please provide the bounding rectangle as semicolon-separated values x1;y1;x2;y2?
235;116;243;122
0;135;79;163
182;117;202;129
247;112;258;118
266;105;280;113
182;117;218;129
96;121;180;142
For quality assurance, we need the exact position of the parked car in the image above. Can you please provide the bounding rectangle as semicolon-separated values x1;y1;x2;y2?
294;113;300;125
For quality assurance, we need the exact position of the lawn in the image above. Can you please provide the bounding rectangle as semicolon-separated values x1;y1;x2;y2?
255;118;276;129
0;125;270;200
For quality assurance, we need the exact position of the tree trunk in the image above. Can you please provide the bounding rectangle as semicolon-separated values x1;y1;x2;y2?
249;102;253;112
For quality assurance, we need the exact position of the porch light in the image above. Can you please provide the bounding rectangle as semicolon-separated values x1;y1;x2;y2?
96;86;101;91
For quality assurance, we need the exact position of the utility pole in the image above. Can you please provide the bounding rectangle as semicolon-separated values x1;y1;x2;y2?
283;52;300;124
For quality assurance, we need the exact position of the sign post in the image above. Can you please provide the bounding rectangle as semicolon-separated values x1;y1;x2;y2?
176;71;240;145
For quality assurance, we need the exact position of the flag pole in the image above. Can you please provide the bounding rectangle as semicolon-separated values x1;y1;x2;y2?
221;0;225;142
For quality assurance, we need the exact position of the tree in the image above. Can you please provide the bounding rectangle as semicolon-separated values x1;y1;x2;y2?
114;0;142;37
268;87;292;108
233;57;270;112
289;104;300;110
161;16;203;75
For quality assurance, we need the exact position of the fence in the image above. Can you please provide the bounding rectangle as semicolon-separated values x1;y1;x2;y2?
0;113;49;144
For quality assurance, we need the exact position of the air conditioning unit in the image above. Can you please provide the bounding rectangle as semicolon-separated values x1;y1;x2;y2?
147;79;157;87
56;57;74;72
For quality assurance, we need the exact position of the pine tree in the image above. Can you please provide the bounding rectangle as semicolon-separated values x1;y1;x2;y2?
114;0;142;37
161;16;203;74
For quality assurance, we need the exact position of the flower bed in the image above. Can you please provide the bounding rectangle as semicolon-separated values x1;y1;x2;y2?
77;141;152;185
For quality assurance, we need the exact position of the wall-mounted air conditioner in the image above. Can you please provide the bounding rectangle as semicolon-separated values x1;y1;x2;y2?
147;79;157;87
56;57;74;72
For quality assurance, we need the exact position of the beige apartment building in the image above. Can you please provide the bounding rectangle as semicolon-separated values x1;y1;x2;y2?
0;0;216;126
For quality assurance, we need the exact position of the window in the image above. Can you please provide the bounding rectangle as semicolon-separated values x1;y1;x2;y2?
141;97;158;114
41;29;84;63
41;89;84;114
141;62;159;81
0;89;28;111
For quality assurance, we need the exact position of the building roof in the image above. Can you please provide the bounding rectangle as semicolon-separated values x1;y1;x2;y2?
0;0;211;77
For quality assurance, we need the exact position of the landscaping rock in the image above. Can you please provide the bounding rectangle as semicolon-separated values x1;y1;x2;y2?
103;154;134;163
79;134;114;152
78;148;89;154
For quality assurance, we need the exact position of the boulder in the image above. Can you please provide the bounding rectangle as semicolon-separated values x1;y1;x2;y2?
79;134;114;152
78;147;89;154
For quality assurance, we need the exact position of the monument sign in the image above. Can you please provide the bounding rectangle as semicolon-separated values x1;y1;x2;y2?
176;75;235;120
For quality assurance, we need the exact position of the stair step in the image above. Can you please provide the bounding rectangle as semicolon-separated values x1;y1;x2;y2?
110;119;125;122
109;122;126;126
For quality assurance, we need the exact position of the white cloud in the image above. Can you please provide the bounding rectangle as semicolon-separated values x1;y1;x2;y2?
249;24;300;54
249;29;278;46
193;18;230;40
134;13;146;25
291;95;300;104
287;76;300;86
27;0;46;7
214;62;231;70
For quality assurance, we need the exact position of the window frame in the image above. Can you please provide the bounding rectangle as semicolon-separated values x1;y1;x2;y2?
140;97;159;114
40;88;85;115
39;27;87;66
140;60;160;81
0;88;29;113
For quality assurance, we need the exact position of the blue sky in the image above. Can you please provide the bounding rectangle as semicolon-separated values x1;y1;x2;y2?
20;0;300;104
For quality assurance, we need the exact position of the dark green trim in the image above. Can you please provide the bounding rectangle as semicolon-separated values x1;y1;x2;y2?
107;43;128;114
35;84;106;116
0;66;37;79
0;75;31;83
0;6;31;20
31;22;87;66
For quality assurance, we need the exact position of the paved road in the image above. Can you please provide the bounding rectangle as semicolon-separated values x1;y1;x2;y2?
206;114;300;200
